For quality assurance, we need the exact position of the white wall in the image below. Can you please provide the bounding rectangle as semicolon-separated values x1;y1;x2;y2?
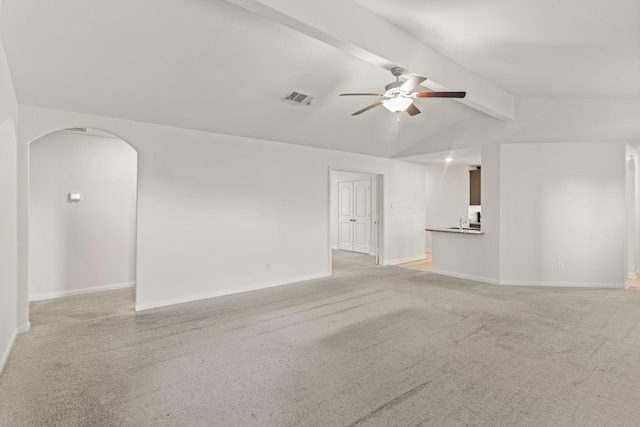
398;98;640;158
432;142;628;288
430;144;500;283
17;105;427;311
625;144;640;277
330;170;378;253
0;30;19;374
481;144;502;281
386;161;428;263
29;131;137;300
634;149;640;277
424;165;470;251
626;145;635;277
500;142;626;287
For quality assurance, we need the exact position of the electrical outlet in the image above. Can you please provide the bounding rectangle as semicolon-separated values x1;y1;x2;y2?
266;263;271;270
557;260;564;270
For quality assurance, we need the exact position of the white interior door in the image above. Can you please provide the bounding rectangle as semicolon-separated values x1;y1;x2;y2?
338;181;354;251
353;179;371;254
337;179;371;254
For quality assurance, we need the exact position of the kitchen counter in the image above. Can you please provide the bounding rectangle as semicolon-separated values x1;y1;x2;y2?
426;227;485;235
427;226;491;283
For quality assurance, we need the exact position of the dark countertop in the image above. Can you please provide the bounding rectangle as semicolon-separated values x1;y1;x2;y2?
426;227;485;235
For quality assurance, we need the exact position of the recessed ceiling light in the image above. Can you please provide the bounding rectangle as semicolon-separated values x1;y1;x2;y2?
445;157;453;162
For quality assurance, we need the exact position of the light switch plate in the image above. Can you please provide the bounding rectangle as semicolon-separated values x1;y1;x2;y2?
68;193;81;202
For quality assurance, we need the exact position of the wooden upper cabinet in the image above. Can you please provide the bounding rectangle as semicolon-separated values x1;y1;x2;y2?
470;169;481;205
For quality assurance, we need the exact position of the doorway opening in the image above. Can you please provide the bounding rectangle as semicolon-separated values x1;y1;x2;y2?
28;128;138;304
329;168;383;272
627;154;640;291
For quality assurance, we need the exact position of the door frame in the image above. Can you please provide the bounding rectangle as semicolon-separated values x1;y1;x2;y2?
328;167;385;275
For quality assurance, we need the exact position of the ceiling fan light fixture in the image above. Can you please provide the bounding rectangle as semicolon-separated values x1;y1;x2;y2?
340;68;465;117
382;97;413;112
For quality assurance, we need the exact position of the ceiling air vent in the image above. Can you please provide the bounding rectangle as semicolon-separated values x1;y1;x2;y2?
283;91;313;106
64;127;91;133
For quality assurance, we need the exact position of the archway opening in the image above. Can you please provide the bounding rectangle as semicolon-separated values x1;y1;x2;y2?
28;128;138;305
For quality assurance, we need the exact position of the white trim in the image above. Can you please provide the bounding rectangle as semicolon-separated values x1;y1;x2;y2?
387;254;426;266
377;174;384;266
499;279;625;289
431;269;501;285
17;322;30;334
328;167;333;277
29;282;135;302
330;166;386;176
431;268;625;288
135;273;331;312
0;329;18;376
328;167;385;268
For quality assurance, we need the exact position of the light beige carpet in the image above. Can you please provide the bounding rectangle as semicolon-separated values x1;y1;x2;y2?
2;250;640;426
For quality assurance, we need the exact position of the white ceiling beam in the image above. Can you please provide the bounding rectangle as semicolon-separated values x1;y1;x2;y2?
224;0;515;120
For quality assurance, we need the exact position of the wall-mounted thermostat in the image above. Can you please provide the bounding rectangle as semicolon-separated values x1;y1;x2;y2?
68;193;81;202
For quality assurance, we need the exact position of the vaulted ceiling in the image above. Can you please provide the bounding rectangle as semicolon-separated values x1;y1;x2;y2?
2;0;639;161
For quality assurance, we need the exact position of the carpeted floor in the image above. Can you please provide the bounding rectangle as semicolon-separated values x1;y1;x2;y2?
2;250;640;426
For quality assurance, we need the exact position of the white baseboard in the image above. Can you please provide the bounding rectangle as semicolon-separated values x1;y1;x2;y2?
499;279;625;289
17;322;30;334
135;272;331;312
0;329;17;376
431;268;625;289
431;269;501;285
387;254;426;266
29;282;135;302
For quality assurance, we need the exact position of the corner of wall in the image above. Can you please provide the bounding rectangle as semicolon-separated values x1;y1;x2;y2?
0;328;17;376
0;30;21;378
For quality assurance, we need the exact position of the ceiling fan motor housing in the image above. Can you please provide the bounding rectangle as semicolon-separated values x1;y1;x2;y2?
390;67;404;77
385;81;405;95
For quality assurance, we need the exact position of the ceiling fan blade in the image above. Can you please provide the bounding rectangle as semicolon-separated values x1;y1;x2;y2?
415;91;466;98
400;75;427;92
339;93;383;97
406;103;421;116
352;101;383;115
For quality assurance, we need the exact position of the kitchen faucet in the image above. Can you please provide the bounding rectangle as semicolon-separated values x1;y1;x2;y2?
459;217;468;230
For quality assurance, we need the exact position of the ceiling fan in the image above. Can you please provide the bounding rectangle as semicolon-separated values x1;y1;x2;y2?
340;67;466;116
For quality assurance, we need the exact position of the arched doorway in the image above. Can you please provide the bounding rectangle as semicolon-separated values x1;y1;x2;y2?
28;128;138;304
